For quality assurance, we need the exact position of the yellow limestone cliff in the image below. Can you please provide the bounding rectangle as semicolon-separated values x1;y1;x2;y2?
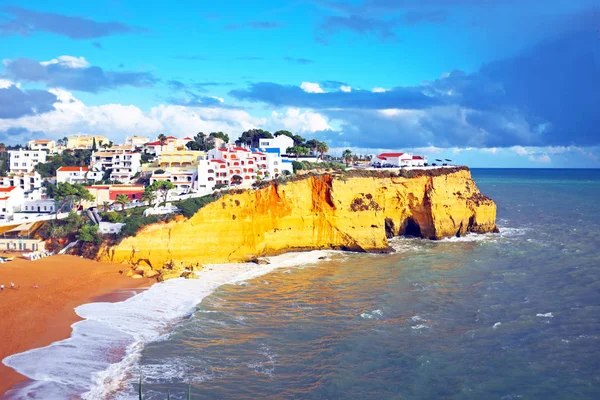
98;167;498;268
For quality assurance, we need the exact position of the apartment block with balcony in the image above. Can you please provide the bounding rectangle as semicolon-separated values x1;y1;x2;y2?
67;135;109;150
27;139;57;153
0;171;42;193
8;149;47;173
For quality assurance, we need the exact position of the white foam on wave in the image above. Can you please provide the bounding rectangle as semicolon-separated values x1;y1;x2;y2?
360;309;383;320
2;249;334;399
536;312;554;318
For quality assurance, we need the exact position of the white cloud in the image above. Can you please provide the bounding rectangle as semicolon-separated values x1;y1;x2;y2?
372;87;388;93
211;96;225;103
0;79;15;89
529;154;551;163
40;56;90;69
482;147;498;154
300;81;325;93
270;108;332;133
0;88;266;142
340;85;352;92
512;145;530;156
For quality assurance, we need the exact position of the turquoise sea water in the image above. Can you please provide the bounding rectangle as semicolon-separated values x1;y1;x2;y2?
5;169;599;399
126;168;600;399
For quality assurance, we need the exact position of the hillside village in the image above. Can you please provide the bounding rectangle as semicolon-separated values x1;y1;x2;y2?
0;130;430;253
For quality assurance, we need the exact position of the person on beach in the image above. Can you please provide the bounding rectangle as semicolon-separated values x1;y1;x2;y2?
33;283;38;289
0;284;4;291
10;282;15;289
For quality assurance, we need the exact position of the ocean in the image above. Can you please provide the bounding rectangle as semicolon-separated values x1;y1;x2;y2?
4;168;600;399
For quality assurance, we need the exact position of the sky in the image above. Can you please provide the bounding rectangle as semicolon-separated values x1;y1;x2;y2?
0;0;598;167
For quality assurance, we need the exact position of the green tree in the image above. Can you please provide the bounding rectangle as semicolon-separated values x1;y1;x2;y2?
287;145;309;160
114;194;130;211
157;134;167;152
77;223;102;244
316;141;329;160
342;149;353;166
274;130;305;146
209;131;229;144
235;129;273;148
142;190;156;206
185;132;215;151
92;137;97;152
146;180;175;205
51;182;95;215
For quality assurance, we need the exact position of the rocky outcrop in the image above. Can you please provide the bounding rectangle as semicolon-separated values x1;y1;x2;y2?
99;167;498;268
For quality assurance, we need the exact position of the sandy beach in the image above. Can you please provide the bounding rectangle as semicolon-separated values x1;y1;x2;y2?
0;254;149;397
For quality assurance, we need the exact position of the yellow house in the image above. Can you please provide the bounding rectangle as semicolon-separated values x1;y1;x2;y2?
67;135;109;150
27;139;56;153
157;150;205;168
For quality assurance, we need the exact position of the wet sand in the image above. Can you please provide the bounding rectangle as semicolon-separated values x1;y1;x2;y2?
0;254;150;397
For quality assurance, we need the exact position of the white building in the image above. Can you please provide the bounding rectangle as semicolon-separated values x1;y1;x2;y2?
259;135;294;156
98;222;125;234
196;159;217;193
27;139;57;153
125;136;150;148
109;152;142;183
57;166;90;184
1;172;42;193
0;186;25;221
150;170;197;194
8;149;47;173
374;153;428;167
90;151;141;183
22;199;56;213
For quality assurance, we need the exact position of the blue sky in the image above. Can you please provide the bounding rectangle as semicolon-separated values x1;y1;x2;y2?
0;0;598;167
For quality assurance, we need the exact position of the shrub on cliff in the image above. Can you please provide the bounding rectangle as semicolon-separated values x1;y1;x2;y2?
119;215;160;238
177;195;216;218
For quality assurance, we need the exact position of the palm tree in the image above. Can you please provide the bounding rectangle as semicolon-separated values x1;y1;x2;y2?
102;201;111;212
142;191;155;207
342;149;353;166
157;134;167;152
114;194;130;211
316;141;329;161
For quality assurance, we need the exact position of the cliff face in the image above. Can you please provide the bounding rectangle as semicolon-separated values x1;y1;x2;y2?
98;168;498;268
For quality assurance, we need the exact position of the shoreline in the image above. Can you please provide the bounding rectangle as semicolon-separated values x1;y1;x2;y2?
1;250;335;399
0;254;150;398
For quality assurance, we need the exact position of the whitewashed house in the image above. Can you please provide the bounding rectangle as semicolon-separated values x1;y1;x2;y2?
8;149;47;173
0;186;25;221
57;166;90;184
22;199;56;213
1;171;42;193
259;135;294;156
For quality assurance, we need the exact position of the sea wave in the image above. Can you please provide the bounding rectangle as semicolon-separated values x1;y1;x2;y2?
2;250;334;399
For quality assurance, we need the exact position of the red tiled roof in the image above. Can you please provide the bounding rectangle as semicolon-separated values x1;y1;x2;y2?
146;141;161;146
166;136;177;140
412;155;424;160
58;166;89;172
183;137;192;141
33;140;53;143
0;186;17;192
233;147;249;152
252;152;266;156
378;153;404;157
0;197;9;201
210;159;226;163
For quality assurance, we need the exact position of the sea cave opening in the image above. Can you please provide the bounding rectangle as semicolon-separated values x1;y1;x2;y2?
403;217;422;238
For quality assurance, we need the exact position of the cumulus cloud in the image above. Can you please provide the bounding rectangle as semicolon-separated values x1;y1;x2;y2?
300;82;326;93
269;108;332;133
340;85;352;92
0;6;148;39
0;82;57;119
3;56;157;93
231;26;600;148
0;88;336;144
